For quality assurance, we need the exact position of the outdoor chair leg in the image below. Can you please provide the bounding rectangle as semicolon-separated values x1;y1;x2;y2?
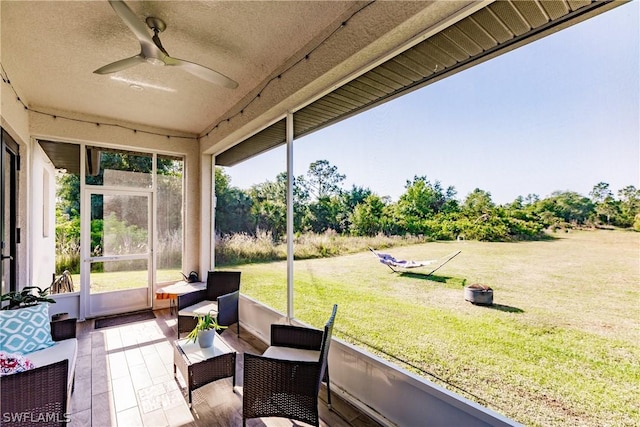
326;367;332;409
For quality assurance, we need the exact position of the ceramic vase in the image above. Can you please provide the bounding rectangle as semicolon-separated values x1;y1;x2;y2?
197;329;216;348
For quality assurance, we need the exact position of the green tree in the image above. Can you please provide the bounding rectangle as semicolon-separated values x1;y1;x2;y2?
589;182;613;204
304;160;345;199
534;191;594;226
298;161;347;233
56;173;80;219
391;177;458;236
595;198;618;225
590;182;617;225
304;196;343;233
215;167;253;235
247;172;310;239
398;176;454;219
524;193;540;205
55;172;82;272
85;151;153;186
350;194;386;236
286;172;311;233
335;185;372;233
462;188;495;219
615;185;640;228
509;195;524;210
249;177;286;239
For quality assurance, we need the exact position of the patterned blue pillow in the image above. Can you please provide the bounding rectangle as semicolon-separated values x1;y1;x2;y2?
0;304;55;355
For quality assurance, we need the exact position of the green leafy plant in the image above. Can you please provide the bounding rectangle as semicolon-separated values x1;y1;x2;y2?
185;312;227;343
1;286;56;310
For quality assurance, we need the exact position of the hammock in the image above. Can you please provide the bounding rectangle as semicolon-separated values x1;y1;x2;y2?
369;248;461;275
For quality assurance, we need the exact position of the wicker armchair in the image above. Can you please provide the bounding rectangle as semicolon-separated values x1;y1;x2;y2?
242;304;338;427
177;270;241;336
1;317;77;427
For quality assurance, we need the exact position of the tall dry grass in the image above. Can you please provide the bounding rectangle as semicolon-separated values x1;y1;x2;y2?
215;229;431;265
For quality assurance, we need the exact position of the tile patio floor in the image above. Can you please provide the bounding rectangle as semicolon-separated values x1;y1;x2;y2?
67;309;380;427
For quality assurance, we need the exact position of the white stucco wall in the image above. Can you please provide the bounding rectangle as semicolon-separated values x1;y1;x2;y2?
29;141;56;288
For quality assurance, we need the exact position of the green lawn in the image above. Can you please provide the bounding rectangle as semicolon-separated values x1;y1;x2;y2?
235;230;640;427
66;268;181;293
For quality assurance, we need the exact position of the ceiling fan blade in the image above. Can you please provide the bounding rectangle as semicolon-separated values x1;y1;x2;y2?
164;57;238;89
108;0;154;46
97;1;238;88
94;55;145;74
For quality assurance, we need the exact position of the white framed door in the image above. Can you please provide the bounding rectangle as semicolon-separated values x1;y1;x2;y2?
84;189;152;317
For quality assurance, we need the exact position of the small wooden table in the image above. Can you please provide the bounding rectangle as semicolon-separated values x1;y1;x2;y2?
173;335;236;407
156;281;206;314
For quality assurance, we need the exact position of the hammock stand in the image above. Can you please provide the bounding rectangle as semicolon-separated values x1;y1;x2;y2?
369;248;461;276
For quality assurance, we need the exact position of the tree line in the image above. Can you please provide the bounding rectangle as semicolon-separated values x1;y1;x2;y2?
215;160;640;241
54;156;639;274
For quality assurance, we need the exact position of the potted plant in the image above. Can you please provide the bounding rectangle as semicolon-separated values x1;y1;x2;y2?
1;286;56;310
186;312;227;348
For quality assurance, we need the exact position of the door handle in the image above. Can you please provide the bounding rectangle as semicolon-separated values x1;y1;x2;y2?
1;254;13;260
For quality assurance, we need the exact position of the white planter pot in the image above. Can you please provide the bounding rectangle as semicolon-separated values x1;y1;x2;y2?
197;329;216;348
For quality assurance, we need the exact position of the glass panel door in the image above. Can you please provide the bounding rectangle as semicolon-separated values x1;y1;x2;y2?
87;190;151;317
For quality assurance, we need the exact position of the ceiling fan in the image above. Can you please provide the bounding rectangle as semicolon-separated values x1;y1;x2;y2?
94;0;238;89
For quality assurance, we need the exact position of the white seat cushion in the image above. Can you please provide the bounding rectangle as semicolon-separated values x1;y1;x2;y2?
263;346;320;362
178;300;219;317
28;338;78;388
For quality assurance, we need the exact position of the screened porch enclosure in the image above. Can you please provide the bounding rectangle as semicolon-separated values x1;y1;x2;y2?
0;1;632;426
36;141;185;318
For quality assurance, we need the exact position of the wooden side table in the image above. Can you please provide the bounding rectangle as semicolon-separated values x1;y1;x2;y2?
156;281;206;314
173;335;236;407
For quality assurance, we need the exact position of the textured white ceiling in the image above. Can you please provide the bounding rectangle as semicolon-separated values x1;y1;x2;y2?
0;1;364;135
2;0;623;150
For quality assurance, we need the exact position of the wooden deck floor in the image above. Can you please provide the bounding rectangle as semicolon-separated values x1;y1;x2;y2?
67;309;381;427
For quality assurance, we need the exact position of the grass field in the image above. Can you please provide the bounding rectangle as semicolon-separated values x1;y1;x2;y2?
65;269;181;293
235;229;640;427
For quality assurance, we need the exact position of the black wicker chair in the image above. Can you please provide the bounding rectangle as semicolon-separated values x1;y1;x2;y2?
1;317;77;427
242;304;338;427
177;270;241;336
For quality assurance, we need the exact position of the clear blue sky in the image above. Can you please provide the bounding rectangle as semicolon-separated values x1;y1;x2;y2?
226;2;639;205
